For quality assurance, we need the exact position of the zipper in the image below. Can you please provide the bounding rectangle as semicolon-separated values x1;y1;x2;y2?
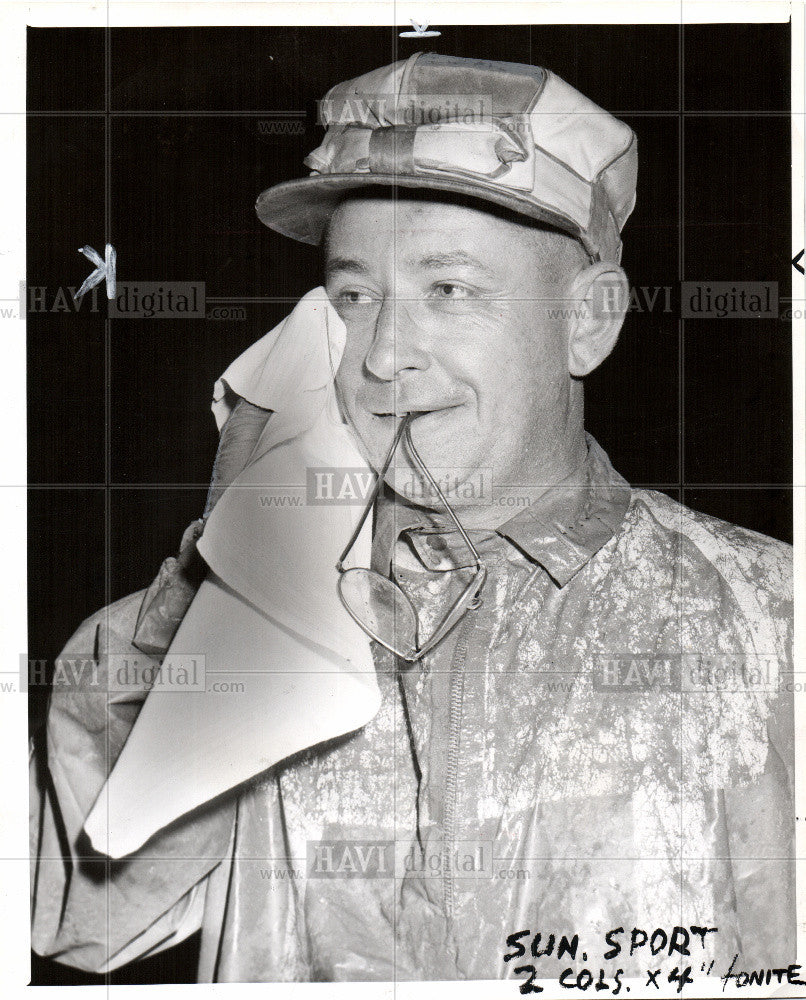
442;611;475;917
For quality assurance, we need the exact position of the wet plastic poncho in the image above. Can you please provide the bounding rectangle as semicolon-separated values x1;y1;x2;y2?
30;434;794;982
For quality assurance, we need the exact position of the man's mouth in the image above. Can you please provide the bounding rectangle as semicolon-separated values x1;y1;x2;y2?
370;402;464;420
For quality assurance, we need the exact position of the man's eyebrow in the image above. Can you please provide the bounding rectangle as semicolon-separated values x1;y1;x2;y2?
325;250;498;279
414;251;497;277
324;257;371;277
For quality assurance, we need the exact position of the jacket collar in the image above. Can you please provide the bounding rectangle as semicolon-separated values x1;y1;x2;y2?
370;434;631;587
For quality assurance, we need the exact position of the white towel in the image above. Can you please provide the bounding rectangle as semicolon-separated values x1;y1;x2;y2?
84;289;380;858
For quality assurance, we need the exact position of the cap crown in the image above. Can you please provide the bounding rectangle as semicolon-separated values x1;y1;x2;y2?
257;53;637;262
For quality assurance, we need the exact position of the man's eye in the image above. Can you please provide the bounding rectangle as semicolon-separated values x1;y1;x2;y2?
336;289;374;306
431;282;472;300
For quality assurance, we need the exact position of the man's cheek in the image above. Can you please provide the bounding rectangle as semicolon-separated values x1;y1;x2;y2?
338;334;374;387
335;349;365;399
449;342;519;407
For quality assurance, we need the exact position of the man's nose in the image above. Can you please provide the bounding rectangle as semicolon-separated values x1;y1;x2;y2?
364;296;431;381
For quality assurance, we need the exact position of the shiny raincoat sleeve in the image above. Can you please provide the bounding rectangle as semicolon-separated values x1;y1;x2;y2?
29;398;270;974
721;682;795;965
29;588;236;974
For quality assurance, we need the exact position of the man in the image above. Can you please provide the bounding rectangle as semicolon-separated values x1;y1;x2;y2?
31;53;794;983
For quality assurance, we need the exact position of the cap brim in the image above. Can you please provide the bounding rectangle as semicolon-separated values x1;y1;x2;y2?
255;172;590;253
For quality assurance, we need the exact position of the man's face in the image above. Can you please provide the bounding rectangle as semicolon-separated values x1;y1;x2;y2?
326;194;581;506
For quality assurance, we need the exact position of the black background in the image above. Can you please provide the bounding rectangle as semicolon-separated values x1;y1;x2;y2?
28;22;792;984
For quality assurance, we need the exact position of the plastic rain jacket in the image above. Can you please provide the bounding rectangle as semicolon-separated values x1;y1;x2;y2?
30;429;794;983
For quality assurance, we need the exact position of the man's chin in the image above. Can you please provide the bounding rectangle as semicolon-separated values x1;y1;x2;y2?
382;454;492;513
383;461;437;507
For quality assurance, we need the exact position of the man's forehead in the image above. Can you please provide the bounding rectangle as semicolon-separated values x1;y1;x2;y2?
325;194;538;266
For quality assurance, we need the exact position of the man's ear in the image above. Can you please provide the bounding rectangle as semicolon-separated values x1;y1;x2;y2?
565;262;629;377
